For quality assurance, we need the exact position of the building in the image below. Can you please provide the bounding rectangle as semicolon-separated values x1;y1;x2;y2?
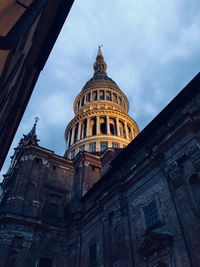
65;46;139;159
0;0;74;170
0;49;200;267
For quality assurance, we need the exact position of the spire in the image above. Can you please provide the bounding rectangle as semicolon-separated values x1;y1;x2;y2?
22;117;39;145
93;45;107;76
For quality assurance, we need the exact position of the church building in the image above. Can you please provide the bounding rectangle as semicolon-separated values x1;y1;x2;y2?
0;48;200;267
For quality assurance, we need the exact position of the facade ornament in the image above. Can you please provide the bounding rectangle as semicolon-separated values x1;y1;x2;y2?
165;161;181;178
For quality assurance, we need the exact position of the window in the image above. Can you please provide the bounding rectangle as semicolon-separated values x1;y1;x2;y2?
89;142;96;153
92;91;97;101
99;90;105;100
79;145;85;152
39;257;53;267
112;142;119;149
35;157;42;164
86;93;91;102
47;203;59;218
100;141;108;151
89;241;97;265
143;201;161;230
106;91;111;100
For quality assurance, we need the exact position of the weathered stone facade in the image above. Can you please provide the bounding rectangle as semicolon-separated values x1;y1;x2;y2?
0;59;200;266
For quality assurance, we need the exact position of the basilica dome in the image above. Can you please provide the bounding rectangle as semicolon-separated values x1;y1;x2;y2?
64;47;139;159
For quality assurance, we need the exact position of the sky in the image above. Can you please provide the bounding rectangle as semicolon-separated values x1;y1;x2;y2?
1;0;200;178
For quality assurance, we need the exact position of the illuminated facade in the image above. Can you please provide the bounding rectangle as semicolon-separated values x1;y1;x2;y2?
65;47;139;159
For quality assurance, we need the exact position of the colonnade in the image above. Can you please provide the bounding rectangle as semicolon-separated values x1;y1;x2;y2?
66;116;135;148
77;89;126;111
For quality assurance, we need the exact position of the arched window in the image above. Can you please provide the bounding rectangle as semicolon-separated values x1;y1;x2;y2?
99;90;105;100
119;120;126;138
81;96;85;106
74;124;79;143
90;117;97;136
109;118;117;135
92;91;97;101
100;117;107;134
127;125;132;139
189;173;200;210
106;91;111;100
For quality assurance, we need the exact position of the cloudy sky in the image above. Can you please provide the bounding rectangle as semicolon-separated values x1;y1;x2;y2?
1;0;200;178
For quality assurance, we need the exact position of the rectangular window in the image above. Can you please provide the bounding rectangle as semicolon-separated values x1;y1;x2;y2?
79;145;85;152
39;257;53;267
143;201;161;230
89;242;97;265
89;142;96;153
100;141;108;151
112;142;119;149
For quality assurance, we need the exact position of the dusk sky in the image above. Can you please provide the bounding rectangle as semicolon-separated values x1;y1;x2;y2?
1;0;200;178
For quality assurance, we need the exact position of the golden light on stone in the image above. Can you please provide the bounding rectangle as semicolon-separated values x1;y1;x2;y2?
65;48;139;159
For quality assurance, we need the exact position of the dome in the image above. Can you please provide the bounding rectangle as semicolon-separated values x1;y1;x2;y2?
64;47;139;159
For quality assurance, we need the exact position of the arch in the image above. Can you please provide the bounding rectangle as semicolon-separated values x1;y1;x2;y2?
99;90;105;100
106;91;111;100
113;93;117;103
74;123;79;143
127;124;133;139
92;91;97;101
86;92;91;102
109;118;117;135
81;95;85;106
69;128;72;147
119;120;126;138
89;117;97;136
100;117;107;134
83;119;87;138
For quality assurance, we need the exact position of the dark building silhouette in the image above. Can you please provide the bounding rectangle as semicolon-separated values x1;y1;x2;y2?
0;49;200;267
0;0;74;170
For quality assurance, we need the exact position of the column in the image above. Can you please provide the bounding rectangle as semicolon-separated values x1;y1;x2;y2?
96;116;100;135
116;118;120;136
106;116;110;135
111;91;113;101
71;126;75;145
131;127;135;139
86;118;90;137
78;122;81;140
66;133;70;148
124;121;129;139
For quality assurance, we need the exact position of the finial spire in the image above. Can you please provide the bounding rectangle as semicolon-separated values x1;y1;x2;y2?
97;45;103;56
93;45;107;76
22;117;39;145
